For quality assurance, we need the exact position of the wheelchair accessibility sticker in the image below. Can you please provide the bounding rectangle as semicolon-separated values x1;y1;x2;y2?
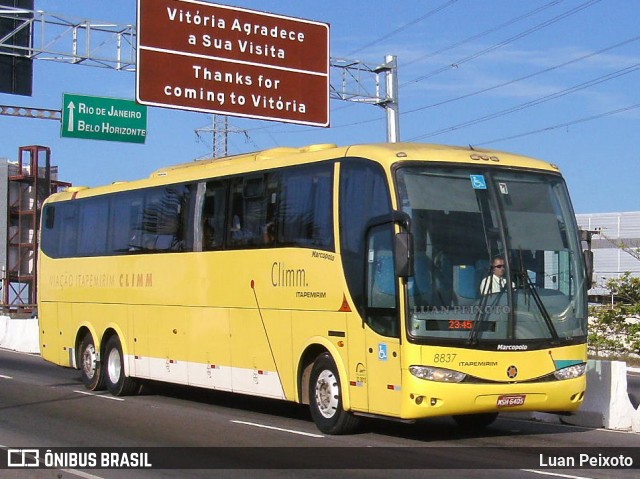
470;174;487;189
378;343;388;361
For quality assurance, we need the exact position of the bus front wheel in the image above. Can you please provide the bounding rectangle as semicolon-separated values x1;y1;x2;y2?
79;333;105;391
453;412;498;429
308;353;360;435
104;335;139;396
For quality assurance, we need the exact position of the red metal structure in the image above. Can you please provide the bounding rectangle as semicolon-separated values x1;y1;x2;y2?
3;145;70;313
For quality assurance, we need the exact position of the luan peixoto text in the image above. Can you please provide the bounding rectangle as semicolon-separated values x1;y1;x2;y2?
539;453;634;468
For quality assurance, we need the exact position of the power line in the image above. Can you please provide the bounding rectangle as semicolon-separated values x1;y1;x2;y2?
401;0;564;69
329;0;564;118
407;62;640;141
313;1;459;118
403;35;640;116
306;0;606;134
476;103;640;146
403;0;601;86
311;34;640;133
346;0;458;57
175;0;606;143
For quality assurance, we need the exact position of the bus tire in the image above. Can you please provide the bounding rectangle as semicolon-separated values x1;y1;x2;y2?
309;352;360;435
79;333;105;391
453;412;498;429
104;335;139;396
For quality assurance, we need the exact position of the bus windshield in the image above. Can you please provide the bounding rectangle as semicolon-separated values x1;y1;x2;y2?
396;165;588;348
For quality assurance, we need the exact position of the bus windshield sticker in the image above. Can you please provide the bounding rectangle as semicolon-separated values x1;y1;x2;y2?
499;182;509;194
469;175;487;189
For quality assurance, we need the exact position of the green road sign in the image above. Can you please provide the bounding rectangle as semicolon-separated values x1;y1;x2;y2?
61;93;147;143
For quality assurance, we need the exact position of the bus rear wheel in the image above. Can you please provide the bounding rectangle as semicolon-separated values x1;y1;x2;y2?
104;335;139;396
309;353;360;435
79;333;105;391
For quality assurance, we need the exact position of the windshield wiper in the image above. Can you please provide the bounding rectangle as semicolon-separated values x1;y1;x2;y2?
515;270;560;342
468;265;495;345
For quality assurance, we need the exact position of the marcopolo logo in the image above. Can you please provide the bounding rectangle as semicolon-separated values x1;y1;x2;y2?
497;344;528;351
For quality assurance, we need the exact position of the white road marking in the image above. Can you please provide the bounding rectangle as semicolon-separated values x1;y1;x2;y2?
521;469;595;479
73;390;125;401
60;469;107;479
502;416;638;434
231;420;324;438
0;374;13;379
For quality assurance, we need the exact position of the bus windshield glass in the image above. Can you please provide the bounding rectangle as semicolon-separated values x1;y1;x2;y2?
396;165;588;348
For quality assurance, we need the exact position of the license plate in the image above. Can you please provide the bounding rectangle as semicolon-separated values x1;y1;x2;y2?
497;394;526;407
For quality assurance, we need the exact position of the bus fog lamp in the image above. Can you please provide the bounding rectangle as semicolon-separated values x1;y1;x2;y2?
409;365;466;383
553;363;586;380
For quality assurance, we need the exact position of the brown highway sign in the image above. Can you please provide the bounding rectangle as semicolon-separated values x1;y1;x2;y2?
136;0;330;126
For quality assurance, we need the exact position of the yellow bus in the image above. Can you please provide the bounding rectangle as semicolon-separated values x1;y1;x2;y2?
38;143;589;434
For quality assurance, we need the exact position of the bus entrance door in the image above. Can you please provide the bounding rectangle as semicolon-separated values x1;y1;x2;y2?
364;225;402;416
365;332;402;416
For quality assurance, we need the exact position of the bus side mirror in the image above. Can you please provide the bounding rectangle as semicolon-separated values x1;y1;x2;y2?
395;232;414;279
583;249;594;288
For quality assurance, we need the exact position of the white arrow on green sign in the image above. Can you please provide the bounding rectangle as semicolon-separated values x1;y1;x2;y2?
61;93;148;144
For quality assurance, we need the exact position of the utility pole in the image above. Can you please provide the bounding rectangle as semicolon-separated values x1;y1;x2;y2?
195;54;400;156
195;115;255;159
330;55;399;142
383;55;400;143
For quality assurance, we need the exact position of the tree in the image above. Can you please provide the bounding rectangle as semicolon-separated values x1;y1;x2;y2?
589;273;640;359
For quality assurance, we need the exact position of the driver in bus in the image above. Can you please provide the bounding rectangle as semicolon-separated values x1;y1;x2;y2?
479;256;513;295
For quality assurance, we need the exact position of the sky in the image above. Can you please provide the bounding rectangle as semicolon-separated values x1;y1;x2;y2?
1;0;638;214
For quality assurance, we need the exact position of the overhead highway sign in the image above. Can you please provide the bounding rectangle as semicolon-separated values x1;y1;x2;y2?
136;0;330;126
61;93;147;143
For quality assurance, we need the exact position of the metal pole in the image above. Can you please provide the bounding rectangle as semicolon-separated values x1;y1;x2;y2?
385;54;400;143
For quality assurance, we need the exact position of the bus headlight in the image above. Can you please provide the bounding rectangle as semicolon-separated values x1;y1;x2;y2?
553;363;587;381
409;365;466;383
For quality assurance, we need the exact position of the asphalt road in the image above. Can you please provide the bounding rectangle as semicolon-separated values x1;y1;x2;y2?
0;348;638;479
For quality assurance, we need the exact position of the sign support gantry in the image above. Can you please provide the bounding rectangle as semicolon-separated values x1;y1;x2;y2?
0;7;400;141
0;6;136;70
330;55;399;142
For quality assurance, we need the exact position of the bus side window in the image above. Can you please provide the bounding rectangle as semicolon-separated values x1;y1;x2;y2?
44;205;55;230
228;175;268;247
135;186;191;252
366;224;398;337
41;205;59;257
202;181;226;250
77;200;109;256
109;193;137;253
59;203;79;257
278;164;333;249
228;179;249;246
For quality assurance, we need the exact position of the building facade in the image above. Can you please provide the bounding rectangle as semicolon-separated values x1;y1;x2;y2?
576;212;640;296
